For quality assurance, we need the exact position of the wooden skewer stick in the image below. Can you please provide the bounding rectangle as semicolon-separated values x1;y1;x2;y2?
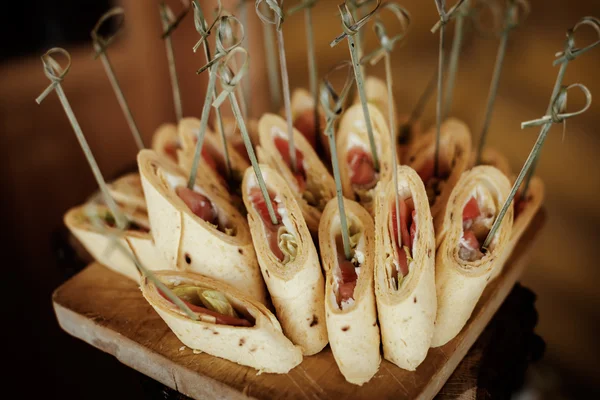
187;0;229;189
431;0;466;178
257;1;282;111
159;0;191;122
443;0;470;118
361;2;411;252
83;205;198;320
236;0;251;117
36;48;128;230
211;40;279;225
475;0;530;165
288;0;320;140
92;7;144;150
256;0;298;174
220;11;249;120
331;0;382;172
483;83;592;250
520;16;600;197
320;61;355;260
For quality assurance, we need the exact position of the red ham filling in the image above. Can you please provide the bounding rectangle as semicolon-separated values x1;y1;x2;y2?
175;187;218;226
459;196;486;261
335;237;359;306
159;289;253;327
347;147;377;188
274;136;307;192
249;187;285;261
389;199;416;281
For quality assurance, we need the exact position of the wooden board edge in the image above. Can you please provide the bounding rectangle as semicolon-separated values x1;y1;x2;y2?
52;299;256;400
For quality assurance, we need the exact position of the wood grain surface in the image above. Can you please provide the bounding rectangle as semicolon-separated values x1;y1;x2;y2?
52;211;545;400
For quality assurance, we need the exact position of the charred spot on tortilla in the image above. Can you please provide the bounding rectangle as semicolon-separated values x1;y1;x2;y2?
428;249;432;258
450;212;454;222
184;253;192;264
310;315;318;327
250;346;257;352
238;248;243;255
342;326;350;332
213;331;219;335
409;156;415;163
265;269;270;278
239;338;245;346
413;297;417;303
372;322;377;326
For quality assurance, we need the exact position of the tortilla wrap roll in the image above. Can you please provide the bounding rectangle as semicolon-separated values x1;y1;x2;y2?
107;172;147;213
138;149;266;303
397;115;423;162
318;197;381;385
432;166;513;347
242;165;328;355
406;118;472;232
141;271;303;373
470;147;512;177
337;103;392;215
491;176;544;280
175;118;232;202
64;204;165;281
257;113;335;235
152;123;180;163
374;166;436;370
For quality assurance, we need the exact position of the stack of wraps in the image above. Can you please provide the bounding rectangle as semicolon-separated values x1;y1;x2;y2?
137;149;266;303
242;164;328;355
319;197;381;385
374;166;437;370
432;166;513;347
142;271;302;373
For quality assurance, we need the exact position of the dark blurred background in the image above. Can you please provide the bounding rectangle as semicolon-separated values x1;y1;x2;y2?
2;0;599;398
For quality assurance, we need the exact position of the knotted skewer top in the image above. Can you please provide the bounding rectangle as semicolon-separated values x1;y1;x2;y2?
91;7;126;58
360;2;411;65
554;16;600;65
36;48;72;104
161;0;191;39
330;0;381;47
192;0;223;52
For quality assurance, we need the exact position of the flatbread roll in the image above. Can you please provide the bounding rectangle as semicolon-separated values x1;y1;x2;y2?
107;173;147;213
175;118;232;202
406;118;472;232
257;113;335;235
397;115;423;162
64;204;165;281
141;271;302;374
318;197;381;385
374;166;436;370
289;88;328;157
432;166;513;347
491;176;544;280
137;149;266;303
152;123;180;163
337;103;392;215
221;116;260;163
242;165;328;355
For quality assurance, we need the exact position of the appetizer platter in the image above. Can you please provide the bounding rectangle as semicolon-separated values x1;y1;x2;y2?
44;0;599;399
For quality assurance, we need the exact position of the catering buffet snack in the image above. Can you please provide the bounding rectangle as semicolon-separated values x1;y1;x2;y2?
44;0;599;395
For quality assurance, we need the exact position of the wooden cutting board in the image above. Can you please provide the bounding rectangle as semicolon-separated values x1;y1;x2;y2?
52;211;544;400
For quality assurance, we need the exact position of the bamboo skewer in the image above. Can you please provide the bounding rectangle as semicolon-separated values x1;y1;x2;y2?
443;0;470;118
483;83;592;249
475;0;530;165
159;1;191;122
331;0;382;172
320;61;355;260
256;0;298;174
92;7;145;150
520;16;600;197
431;0;466;178
36;48;128;230
361;2;411;253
